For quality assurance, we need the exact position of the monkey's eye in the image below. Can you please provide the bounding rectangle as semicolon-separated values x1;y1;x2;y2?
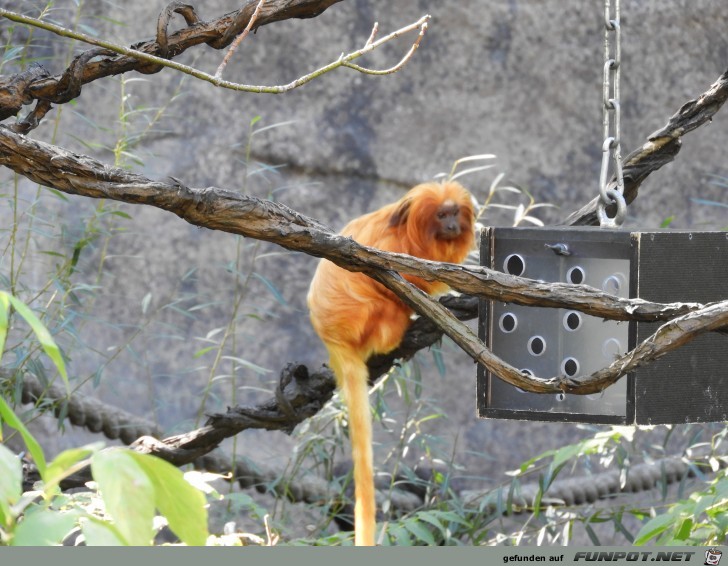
437;211;447;219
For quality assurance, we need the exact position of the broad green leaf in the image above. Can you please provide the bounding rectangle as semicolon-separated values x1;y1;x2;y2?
45;445;101;490
388;523;413;546
12;510;79;546
408;511;446;536
675;517;694;540
129;451;209;546
0;444;21;528
551;443;582;471
429;510;471;527
92;449;155;546
0;396;47;479
0;444;22;504
80;516;128;546
402;518;437;545
4;292;69;393
633;512;677;545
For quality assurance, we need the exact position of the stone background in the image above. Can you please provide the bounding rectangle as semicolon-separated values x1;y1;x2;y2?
2;0;728;541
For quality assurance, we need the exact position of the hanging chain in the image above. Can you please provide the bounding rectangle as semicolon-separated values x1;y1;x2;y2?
597;0;627;228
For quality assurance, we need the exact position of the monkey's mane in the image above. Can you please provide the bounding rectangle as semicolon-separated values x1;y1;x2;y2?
400;181;474;264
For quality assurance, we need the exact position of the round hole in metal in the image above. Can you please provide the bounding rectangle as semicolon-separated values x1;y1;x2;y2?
499;312;518;333
527;336;546;356
561;357;579;377
567;266;585;285
504;254;526;276
563;311;582;331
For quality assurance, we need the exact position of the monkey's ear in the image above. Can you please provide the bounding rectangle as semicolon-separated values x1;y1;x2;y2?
389;198;412;227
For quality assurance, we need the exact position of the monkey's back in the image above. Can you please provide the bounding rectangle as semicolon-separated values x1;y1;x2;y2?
307;181;475;358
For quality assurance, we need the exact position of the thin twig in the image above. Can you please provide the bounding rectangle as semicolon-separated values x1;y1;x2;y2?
214;0;267;79
0;9;430;96
342;20;428;76
364;21;379;48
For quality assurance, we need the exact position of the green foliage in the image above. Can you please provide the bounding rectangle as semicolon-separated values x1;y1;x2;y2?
0;404;213;546
0;291;69;394
634;466;728;546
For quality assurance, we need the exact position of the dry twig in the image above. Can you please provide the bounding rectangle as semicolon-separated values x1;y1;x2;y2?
215;0;267;79
0;1;429;131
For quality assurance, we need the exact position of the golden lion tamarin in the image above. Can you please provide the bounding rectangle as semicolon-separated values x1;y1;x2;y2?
307;181;475;546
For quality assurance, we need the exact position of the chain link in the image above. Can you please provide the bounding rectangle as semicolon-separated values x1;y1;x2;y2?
597;0;626;228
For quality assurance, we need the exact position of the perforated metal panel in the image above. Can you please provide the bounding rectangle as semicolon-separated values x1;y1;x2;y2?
477;227;728;424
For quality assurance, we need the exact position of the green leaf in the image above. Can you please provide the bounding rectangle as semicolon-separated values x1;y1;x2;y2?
92;449;155;546
252;272;288;306
128;451;209;546
221;355;271;376
551;443;582;471
12;510;79;546
0;396;47;479
0;293;8;359
141;292;152;315
0;444;22;528
388;524;413;546
429;510;471;527
3;292;69;393
414;511;447;536
402;517;437;545
675;517;694;540
431;348;446;378
45;445;100;490
634;512;677;546
0;444;22;504
584;523;602;545
80;516;128;546
193;346;217;359
660;215;675;228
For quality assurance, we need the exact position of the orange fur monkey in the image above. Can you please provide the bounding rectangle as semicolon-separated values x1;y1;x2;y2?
307;181;475;546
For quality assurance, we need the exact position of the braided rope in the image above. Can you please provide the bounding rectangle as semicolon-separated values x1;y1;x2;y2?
13;371;161;445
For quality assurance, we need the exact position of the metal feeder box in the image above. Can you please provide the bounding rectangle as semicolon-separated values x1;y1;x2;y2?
477;226;728;425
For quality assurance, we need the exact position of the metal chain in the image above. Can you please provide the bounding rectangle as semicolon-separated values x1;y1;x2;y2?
597;0;627;228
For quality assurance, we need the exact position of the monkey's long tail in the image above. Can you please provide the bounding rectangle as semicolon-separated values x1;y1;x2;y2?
328;345;376;547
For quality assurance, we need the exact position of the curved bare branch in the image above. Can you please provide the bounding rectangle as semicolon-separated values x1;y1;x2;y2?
0;2;429;130
565;67;728;226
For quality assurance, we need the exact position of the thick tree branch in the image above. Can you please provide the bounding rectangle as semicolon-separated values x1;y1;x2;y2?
1;121;727;401
377;272;728;395
0;125;718;333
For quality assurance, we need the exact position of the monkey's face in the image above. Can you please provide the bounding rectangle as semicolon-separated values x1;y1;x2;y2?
434;199;464;240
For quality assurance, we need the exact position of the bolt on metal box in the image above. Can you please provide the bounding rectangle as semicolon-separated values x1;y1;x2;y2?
477;226;728;425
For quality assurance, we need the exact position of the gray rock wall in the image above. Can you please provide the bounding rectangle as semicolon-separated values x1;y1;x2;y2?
3;0;728;504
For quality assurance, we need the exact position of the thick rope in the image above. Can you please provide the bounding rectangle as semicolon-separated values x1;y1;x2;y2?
8;368;713;517
5;370;161;444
